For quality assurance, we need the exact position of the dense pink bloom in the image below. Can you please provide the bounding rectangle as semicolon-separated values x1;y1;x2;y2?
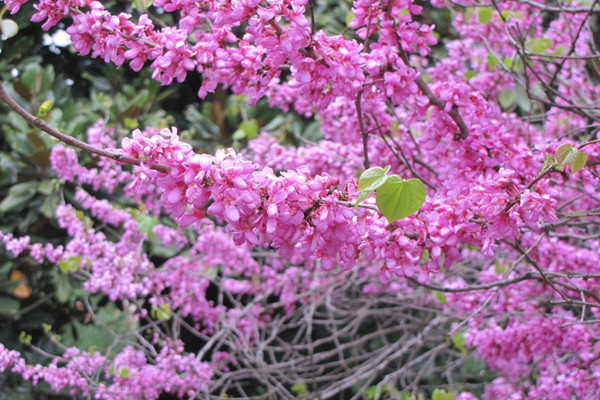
5;0;600;397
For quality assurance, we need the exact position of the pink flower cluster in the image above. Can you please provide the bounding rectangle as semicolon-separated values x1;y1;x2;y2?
247;132;364;183
95;345;212;399
50;121;131;193
0;343;212;400
5;0;440;111
4;0;600;397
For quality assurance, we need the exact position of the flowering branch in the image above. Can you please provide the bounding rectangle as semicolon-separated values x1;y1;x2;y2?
0;81;170;173
397;47;469;140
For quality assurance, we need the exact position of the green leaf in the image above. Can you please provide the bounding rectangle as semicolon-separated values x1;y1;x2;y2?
539;154;557;175
554;44;569;56
233;119;259;141
39;194;58;218
38;179;57;195
40;65;55;95
345;11;355;27
133;0;153;9
432;389;456;400
486;54;499;70
42;323;52;335
500;10;523;20
61;300;136;354
37;98;54;118
451;332;468;354
151;304;172;321
421;72;433;85
502;57;523;71
22;63;42;93
572;150;588;173
409;126;424;137
556;143;576;167
525;37;553;53
0;296;20;315
464;7;475;21
27;130;48;153
232;129;244;140
554;143;587;173
58;256;82;274
356;166;391;207
12;79;32;102
82;72;112;91
375;176;426;222
19;331;32;344
432;290;447;304
494;260;508;274
464;70;477;80
75;210;94;229
358;166;391;192
135;215;158;239
291;383;310;396
123;117;139;129
118;367;131;379
55;272;73;303
7;112;30;142
366;385;390;400
0;181;38;213
477;7;493;24
498;89;515;109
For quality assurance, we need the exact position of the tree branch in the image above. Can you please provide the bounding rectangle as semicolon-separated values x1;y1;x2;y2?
407;272;539;293
0;81;170;174
397;48;469;140
355;90;371;169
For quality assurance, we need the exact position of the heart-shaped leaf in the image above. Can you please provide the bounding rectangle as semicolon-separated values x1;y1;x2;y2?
356;166;391;206
375;176;426;221
556;143;588;173
358;166;391;192
572;150;588;173
556;143;576;167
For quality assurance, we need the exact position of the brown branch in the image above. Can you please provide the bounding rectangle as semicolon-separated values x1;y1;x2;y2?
546;0;600;93
407;272;539;293
414;77;470;140
517;0;600;13
355;90;371;169
308;0;316;35
507;241;572;302
505;164;557;212
334;200;379;212
578;139;600;149
397;48;469;140
375;122;437;191
0;81;170;174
